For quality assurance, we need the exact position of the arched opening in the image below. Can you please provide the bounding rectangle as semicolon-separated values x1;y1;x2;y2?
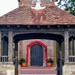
14;33;64;65
13;32;64;75
31;44;43;66
26;40;48;66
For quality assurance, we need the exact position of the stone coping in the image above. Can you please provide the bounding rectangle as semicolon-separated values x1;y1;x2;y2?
65;62;75;65
0;62;13;65
0;64;15;75
63;64;75;75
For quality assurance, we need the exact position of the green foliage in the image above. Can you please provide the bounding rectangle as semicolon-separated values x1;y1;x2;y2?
19;58;26;65
47;58;54;63
65;0;75;15
56;0;75;16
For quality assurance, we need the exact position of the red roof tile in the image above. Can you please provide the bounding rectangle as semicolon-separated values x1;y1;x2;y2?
0;5;75;25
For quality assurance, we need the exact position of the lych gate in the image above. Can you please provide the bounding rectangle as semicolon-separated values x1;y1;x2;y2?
0;0;75;75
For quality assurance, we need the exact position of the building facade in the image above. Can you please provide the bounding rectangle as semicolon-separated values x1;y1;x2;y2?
0;0;75;75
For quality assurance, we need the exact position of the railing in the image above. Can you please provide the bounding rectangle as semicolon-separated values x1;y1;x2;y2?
69;56;75;62
0;56;13;65
0;55;8;62
0;56;8;65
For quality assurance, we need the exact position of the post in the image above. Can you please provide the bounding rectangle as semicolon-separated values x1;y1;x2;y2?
59;51;63;75
64;31;69;63
8;31;13;62
57;51;63;75
0;31;1;62
14;42;18;75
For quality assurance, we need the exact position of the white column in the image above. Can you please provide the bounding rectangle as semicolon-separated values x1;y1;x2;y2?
0;31;1;62
8;31;13;62
64;31;69;63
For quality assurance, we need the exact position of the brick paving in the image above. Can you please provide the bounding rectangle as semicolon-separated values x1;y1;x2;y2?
20;66;57;75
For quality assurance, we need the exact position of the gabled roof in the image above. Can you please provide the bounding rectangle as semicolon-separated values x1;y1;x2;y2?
0;5;75;25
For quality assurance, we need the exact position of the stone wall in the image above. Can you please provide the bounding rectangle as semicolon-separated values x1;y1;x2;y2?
63;63;75;75
0;63;15;75
18;39;56;65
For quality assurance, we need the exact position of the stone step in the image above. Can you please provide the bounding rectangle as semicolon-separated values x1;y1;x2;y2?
20;74;56;75
20;67;57;74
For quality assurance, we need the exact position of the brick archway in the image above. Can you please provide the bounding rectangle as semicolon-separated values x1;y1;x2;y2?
26;40;48;64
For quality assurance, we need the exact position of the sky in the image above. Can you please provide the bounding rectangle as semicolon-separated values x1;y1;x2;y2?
0;0;60;17
0;0;18;17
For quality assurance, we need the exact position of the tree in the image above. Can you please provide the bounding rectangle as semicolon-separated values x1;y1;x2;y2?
56;0;75;15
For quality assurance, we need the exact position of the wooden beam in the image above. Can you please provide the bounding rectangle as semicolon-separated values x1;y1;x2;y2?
8;31;13;62
0;31;1;61
64;31;69;63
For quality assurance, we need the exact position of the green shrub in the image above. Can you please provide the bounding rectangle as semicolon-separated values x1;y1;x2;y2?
19;58;26;65
47;58;54;63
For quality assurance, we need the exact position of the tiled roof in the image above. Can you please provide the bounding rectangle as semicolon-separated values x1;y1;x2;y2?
0;5;75;25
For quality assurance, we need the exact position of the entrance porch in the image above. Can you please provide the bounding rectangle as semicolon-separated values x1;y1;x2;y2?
0;26;75;75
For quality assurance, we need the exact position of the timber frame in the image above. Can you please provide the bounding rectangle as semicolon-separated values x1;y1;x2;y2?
0;24;75;75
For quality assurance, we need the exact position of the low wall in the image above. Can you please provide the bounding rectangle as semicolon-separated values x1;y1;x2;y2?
63;63;75;75
0;62;15;75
